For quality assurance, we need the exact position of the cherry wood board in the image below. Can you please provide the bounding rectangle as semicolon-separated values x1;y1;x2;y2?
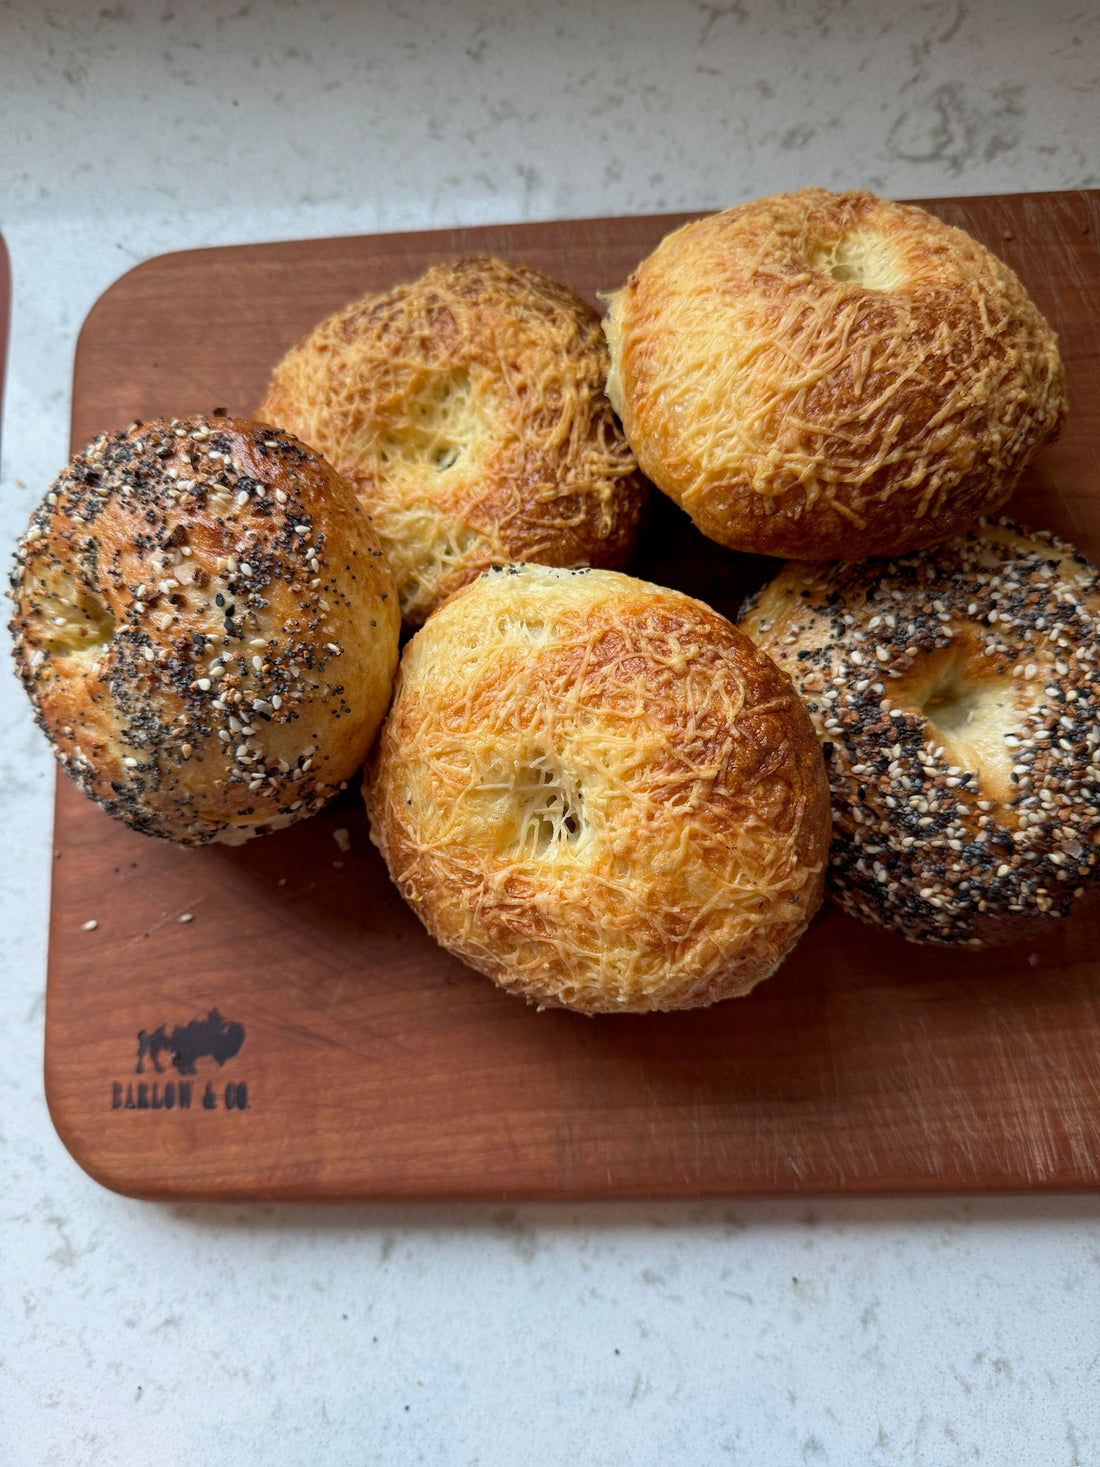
45;190;1100;1201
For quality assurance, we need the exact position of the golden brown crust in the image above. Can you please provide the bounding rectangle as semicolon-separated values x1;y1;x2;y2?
739;521;1100;945
604;190;1067;560
364;563;831;1013
10;416;401;844
258;256;648;626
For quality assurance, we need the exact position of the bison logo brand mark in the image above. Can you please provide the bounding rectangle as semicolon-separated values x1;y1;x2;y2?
136;1008;246;1075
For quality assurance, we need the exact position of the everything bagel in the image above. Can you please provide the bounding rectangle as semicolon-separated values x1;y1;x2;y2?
740;521;1100;945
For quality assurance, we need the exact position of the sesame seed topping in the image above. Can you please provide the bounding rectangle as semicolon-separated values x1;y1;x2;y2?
11;412;391;848
752;521;1100;945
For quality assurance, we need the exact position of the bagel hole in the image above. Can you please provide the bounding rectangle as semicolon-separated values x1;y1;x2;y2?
378;369;486;477
918;652;984;736
810;230;903;291
892;644;1018;799
472;750;587;859
35;577;115;663
514;758;585;858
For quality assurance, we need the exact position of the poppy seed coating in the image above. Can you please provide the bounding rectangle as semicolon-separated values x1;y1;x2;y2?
10;415;400;844
741;521;1100;946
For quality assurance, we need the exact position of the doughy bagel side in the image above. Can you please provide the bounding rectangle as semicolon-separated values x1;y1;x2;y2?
10;416;401;844
259;256;648;626
604;190;1067;560
740;522;1100;946
365;564;831;1014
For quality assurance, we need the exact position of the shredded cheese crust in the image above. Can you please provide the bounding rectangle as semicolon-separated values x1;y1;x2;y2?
604;190;1066;561
365;564;831;1013
260;257;647;625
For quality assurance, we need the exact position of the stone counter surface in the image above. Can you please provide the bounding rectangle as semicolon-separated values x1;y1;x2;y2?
1;2;1098;1463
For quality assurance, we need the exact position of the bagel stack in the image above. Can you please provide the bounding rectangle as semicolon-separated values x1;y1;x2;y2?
12;195;1085;988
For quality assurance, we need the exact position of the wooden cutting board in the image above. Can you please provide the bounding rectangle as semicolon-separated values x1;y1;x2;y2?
44;191;1100;1201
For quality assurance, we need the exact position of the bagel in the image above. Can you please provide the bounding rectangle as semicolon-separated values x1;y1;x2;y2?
364;563;831;1013
739;521;1100;945
604;190;1067;561
258;256;648;626
10;415;401;844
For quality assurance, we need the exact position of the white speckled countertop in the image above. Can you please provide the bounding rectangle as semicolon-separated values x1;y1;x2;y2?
2;3;1099;1463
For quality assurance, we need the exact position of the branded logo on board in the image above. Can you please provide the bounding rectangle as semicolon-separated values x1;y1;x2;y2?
111;1008;250;1112
136;1008;245;1075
